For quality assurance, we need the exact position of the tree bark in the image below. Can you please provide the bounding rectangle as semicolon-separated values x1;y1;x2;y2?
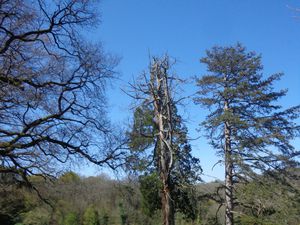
224;99;234;225
161;173;174;225
151;59;175;225
158;113;175;225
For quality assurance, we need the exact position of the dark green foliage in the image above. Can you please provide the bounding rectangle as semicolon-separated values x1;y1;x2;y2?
128;102;201;221
139;172;162;216
128;102;202;179
128;105;155;152
126;104;156;172
171;107;202;185
172;185;198;221
139;171;199;221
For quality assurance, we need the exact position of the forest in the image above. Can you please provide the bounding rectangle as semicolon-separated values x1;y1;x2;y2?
0;1;300;225
1;170;300;225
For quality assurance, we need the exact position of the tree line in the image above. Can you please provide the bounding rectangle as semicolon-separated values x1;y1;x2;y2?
0;1;299;225
1;170;300;225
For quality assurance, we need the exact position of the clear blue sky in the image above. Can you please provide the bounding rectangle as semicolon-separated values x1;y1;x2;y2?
80;0;300;181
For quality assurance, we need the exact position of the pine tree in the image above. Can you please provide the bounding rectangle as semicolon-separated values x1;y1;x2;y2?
194;43;300;225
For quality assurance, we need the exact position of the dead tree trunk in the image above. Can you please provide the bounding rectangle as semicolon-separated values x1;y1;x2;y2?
161;173;174;225
150;57;175;225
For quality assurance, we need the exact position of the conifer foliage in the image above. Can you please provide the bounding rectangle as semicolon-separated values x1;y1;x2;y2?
194;43;300;225
127;55;201;225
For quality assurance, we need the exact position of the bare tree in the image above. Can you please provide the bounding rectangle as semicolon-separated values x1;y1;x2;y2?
127;55;186;225
0;0;125;186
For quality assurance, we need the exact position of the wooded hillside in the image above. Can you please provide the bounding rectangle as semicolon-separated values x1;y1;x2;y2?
1;170;299;225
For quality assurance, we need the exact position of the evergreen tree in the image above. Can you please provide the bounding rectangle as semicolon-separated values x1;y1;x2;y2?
127;56;201;224
139;172;162;216
194;43;300;225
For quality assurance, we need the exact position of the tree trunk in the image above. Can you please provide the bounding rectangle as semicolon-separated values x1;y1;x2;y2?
151;58;175;225
161;175;174;225
224;100;234;225
225;143;234;225
159;137;175;225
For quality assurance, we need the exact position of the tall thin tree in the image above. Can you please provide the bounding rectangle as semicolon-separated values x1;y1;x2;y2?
127;55;200;225
194;43;300;225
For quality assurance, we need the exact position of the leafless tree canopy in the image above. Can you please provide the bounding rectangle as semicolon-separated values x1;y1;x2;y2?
0;0;124;184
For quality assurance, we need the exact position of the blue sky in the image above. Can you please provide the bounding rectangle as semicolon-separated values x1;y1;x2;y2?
80;0;300;181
